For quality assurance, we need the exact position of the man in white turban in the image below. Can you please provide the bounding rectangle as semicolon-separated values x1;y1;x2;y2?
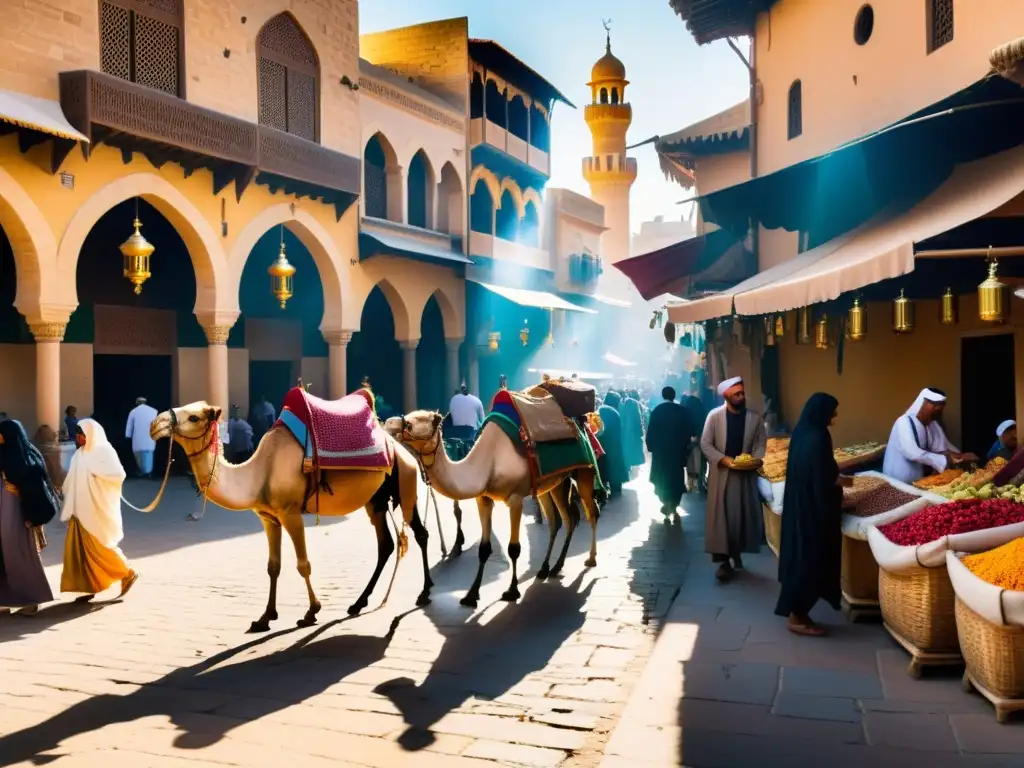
700;377;767;582
987;420;1017;463
882;387;977;484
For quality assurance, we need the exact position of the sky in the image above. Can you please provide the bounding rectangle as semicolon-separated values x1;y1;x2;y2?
358;0;750;233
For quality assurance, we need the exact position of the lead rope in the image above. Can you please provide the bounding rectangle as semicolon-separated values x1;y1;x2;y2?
416;449;449;560
120;426;177;513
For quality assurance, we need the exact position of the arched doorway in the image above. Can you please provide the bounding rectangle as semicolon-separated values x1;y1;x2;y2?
238;225;325;419
0;225;33;422
436;162;464;236
348;284;403;418
364;132;398;221
417;295;447;412
496;189;519;241
522;199;540;247
470;177;495;235
406;149;435;230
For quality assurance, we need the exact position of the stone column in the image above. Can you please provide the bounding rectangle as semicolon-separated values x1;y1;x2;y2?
30;321;66;434
203;325;232;414
468;345;480;398
324;330;354;400
400;339;419;415
386;164;405;223
445;337;463;396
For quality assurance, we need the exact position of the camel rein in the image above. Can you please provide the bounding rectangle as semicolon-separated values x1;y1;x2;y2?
401;421;452;560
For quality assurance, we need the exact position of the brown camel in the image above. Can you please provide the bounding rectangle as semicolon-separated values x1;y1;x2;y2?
398;410;600;607
150;402;432;632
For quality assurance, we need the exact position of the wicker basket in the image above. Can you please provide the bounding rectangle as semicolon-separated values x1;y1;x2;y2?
879;565;959;653
763;502;781;557
956;596;1024;699
841;534;878;603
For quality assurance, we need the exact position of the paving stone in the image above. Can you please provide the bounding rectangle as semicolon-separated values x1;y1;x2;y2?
772;691;863;723
863;712;959;752
464;738;569;767
781;666;883;699
678;698;866;744
951;713;1024;753
678;661;780;706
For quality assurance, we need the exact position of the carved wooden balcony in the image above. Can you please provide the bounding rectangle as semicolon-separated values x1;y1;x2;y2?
59;69;360;218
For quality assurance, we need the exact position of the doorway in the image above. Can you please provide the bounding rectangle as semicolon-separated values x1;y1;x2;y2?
961;334;1016;458
249;360;295;416
92;353;173;475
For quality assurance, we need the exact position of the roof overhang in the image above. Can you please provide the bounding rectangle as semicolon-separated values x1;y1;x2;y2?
469;39;575;108
0;87;88;173
655;101;751;190
470;280;597;313
359;220;472;269
668;0;779;45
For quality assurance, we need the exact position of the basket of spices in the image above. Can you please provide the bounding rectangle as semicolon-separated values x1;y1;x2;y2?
868;499;1024;677
947;542;1024;723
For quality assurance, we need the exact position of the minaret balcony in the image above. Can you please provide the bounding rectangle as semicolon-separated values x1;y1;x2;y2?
584;103;633;123
582;154;638;181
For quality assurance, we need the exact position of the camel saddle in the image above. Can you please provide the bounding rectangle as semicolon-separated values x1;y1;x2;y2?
276;387;393;473
492;388;577;445
533;379;596;420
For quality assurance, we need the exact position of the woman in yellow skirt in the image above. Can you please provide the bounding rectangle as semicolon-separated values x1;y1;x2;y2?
60;419;139;601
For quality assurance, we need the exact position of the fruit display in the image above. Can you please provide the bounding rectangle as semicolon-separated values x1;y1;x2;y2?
913;468;967;490
962;537;1024;590
833;441;885;465
842;476;889;508
766;437;790;455
877;498;1024;547
759;438;884;483
931;462;1016;499
844;482;918;518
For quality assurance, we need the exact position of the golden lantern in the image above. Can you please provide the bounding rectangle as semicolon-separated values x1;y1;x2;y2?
268;228;296;309
893;289;915;334
814;316;829;350
939;287;958;325
774;314;785;338
120;198;154;295
488;331;501;351
847;297;866;342
796;307;813;345
978;258;1008;323
520;320;530;346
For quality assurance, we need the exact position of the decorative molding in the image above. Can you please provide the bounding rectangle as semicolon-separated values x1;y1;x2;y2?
400;339;420;351
323;330;355;346
358;75;465;132
203;324;232;345
29;322;67;343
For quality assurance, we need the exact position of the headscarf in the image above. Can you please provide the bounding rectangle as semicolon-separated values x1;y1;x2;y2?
603;391;622;410
60;419;126;548
905;387;946;416
0;419;60;526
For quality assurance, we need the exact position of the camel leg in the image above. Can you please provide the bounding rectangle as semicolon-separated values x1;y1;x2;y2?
502;495;524;602
409;507;433;607
249;515;282;633
395;458;432;606
460;496;494;608
348;505;394;616
549;481;580;577
536;493;562;581
281;513;321;628
450;500;465;558
578;469;600;568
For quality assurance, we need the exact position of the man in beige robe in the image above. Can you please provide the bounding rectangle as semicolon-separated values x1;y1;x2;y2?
700;377;767;582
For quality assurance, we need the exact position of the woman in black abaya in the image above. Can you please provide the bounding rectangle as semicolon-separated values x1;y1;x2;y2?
774;393;850;636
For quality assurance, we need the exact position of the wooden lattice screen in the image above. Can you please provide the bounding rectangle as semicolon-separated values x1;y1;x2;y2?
99;0;182;97
257;13;319;143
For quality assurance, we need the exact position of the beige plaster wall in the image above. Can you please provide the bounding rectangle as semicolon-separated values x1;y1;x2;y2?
0;344;94;426
695;151;751;196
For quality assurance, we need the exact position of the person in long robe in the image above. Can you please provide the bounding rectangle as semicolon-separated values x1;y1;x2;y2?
988;420;1017;463
881;387;977;484
774;393;851;636
597;392;628;497
60;419;139;601
646;386;693;514
0;419;59;615
619;390;646;473
682;390;708;495
700;377;767;582
125;397;158;479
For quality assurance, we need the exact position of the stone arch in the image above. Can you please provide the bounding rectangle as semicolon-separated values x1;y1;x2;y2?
55;172;227;316
521;197;541;248
363;130;400;221
430;286;461;339
498;177;526;218
228;203;348;331
256;11;320;142
508;94;529;140
405;149;436;230
469;164;501;202
484;79;507;127
436;161;464;236
495;188;519;241
0;166;57;319
366;278;412;342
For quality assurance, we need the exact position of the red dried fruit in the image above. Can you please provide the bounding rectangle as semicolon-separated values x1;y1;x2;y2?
877;499;1024;547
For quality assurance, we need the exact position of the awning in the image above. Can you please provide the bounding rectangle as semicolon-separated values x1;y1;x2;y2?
0;88;87;142
614;228;751;300
562;291;632;308
470;280;597;313
359;229;472;268
603;352;637;367
528;368;613;381
668;144;1024;322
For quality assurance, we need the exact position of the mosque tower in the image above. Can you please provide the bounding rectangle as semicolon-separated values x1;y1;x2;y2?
582;22;637;284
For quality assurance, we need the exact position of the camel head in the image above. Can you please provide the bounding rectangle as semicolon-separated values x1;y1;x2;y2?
151;401;223;453
398;410;444;456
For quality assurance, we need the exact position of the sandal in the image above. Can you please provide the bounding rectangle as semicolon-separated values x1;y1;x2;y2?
788;618;826;637
17;605;39;616
75;594;95;603
119;572;140;598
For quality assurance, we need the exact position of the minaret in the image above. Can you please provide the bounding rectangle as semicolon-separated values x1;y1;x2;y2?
583;21;636;284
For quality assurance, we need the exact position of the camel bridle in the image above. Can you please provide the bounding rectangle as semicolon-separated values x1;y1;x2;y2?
401;418;443;468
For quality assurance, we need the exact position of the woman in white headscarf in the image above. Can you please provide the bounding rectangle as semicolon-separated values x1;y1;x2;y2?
59;419;139;601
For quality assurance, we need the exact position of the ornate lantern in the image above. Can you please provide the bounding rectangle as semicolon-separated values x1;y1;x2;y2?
847;297;866;342
893;289;915;334
120;198;154;295
796;307;812;345
814;316;830;350
939;287;958;325
488;331;501;351
520;320;530;346
978;258;1008;323
774;314;785;338
268;229;296;309
664;323;676;344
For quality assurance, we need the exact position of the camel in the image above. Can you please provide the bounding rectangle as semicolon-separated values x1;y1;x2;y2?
398;410;600;607
149;402;432;632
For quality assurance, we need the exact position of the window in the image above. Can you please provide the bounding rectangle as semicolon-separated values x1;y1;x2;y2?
787;80;802;140
611;87;620;104
257;13;319;142
927;0;954;53
599;88;608;104
99;0;183;97
854;5;874;45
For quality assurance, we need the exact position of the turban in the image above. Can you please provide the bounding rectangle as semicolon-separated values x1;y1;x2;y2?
905;387;946;416
997;420;1016;438
717;377;743;397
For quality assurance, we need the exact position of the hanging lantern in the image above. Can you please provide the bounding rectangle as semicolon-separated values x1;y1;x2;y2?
939;288;958;325
893;289;915;334
764;317;776;346
774;314;785;338
520;320;530;346
664;323;676;344
120;199;155;295
814;316;830;350
978;258;1008;323
847;297;866;342
488;331;501;351
796;307;812;345
268;235;296;309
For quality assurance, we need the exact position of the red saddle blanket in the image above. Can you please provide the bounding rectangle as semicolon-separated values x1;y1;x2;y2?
277;387;393;472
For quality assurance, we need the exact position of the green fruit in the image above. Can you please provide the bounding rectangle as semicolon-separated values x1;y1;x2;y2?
952;490;971;500
979;488;994;500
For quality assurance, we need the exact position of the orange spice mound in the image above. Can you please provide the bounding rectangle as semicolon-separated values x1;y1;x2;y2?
962;537;1024;590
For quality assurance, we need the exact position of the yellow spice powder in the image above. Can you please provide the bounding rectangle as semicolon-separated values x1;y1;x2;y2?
963;537;1024;591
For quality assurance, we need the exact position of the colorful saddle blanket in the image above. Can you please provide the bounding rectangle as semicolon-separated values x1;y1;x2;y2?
492;389;578;444
276;387;393;473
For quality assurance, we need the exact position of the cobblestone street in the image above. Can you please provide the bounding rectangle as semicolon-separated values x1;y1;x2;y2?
0;473;690;768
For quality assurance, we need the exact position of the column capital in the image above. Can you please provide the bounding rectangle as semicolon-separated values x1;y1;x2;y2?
203;324;232;346
445;337;465;351
323;329;355;346
30;321;67;343
399;339;420;351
